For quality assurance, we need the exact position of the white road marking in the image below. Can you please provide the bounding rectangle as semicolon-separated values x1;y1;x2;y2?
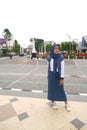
0;87;87;97
32;90;43;93
7;66;39;87
79;93;87;96
73;59;85;77
0;73;30;76
11;88;22;91
34;73;47;76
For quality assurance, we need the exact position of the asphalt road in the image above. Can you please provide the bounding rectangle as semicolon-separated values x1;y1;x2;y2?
0;56;87;100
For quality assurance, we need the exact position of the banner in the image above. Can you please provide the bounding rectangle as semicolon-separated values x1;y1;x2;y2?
0;38;6;49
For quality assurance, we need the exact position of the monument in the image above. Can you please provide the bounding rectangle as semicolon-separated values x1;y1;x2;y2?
30;38;37;59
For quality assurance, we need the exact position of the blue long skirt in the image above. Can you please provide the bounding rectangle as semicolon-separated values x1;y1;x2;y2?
48;72;67;101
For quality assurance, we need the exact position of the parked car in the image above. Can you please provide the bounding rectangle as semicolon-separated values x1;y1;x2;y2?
19;53;25;56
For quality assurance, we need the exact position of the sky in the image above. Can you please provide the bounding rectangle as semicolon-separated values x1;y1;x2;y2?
0;0;87;47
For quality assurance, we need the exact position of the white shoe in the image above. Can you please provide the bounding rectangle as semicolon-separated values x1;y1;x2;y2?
47;101;55;106
52;104;58;110
47;101;58;110
65;104;71;112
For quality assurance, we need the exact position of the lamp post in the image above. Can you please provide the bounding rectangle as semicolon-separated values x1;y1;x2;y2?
66;34;72;54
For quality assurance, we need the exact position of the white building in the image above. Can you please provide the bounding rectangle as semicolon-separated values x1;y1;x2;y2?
6;40;14;49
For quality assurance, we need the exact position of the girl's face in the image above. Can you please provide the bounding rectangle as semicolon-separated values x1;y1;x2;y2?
54;45;60;54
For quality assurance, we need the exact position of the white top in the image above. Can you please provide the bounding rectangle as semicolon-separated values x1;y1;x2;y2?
61;60;64;78
49;58;64;78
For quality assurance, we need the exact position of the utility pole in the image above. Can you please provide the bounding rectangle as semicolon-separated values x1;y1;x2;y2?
66;34;72;54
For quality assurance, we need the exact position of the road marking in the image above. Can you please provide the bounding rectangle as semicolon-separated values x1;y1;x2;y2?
0;79;87;86
34;73;47;76
82;76;87;79
0;87;87;96
79;93;87;96
32;90;43;93
0;73;86;79
0;73;30;76
73;60;85;77
7;66;39;87
37;60;39;65
65;83;87;87
11;88;22;91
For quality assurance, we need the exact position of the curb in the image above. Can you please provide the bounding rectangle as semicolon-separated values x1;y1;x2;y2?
0;87;87;96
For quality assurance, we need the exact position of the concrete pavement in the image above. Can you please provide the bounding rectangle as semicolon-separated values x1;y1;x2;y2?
0;58;87;129
0;94;87;130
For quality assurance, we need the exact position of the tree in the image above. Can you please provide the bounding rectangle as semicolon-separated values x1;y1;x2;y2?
60;42;65;51
60;42;72;54
46;43;51;54
30;38;44;53
3;28;13;41
72;41;78;52
1;48;8;56
2;28;13;54
13;40;20;54
35;38;44;52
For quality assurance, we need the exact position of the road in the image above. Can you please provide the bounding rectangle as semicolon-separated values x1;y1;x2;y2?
0;56;87;100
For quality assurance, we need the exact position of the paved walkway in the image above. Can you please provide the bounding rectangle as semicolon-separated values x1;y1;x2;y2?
0;95;87;130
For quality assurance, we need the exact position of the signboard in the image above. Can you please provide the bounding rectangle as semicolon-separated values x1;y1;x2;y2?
0;38;6;49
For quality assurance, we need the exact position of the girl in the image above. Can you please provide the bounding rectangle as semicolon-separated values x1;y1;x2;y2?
47;43;70;111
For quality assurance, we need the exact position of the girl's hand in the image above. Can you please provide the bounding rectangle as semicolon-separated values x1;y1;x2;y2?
59;79;64;86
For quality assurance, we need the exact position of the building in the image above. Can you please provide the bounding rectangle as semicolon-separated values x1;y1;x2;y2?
6;40;14;49
81;36;87;52
0;38;6;49
0;38;14;49
26;44;33;54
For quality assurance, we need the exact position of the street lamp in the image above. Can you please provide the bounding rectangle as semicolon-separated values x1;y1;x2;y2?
66;34;72;54
66;34;71;41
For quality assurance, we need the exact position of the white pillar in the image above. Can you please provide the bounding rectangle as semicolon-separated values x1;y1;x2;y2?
32;39;37;53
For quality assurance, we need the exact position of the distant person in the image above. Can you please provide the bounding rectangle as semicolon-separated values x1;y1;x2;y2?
47;43;70;111
9;53;13;59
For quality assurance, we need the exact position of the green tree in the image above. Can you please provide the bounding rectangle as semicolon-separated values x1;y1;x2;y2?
13;40;20;54
30;38;44;52
60;42;72;54
60;42;65;51
35;38;44;52
46;43;51;53
2;28;13;54
72;41;78;52
1;48;8;56
3;28;13;41
84;39;87;47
